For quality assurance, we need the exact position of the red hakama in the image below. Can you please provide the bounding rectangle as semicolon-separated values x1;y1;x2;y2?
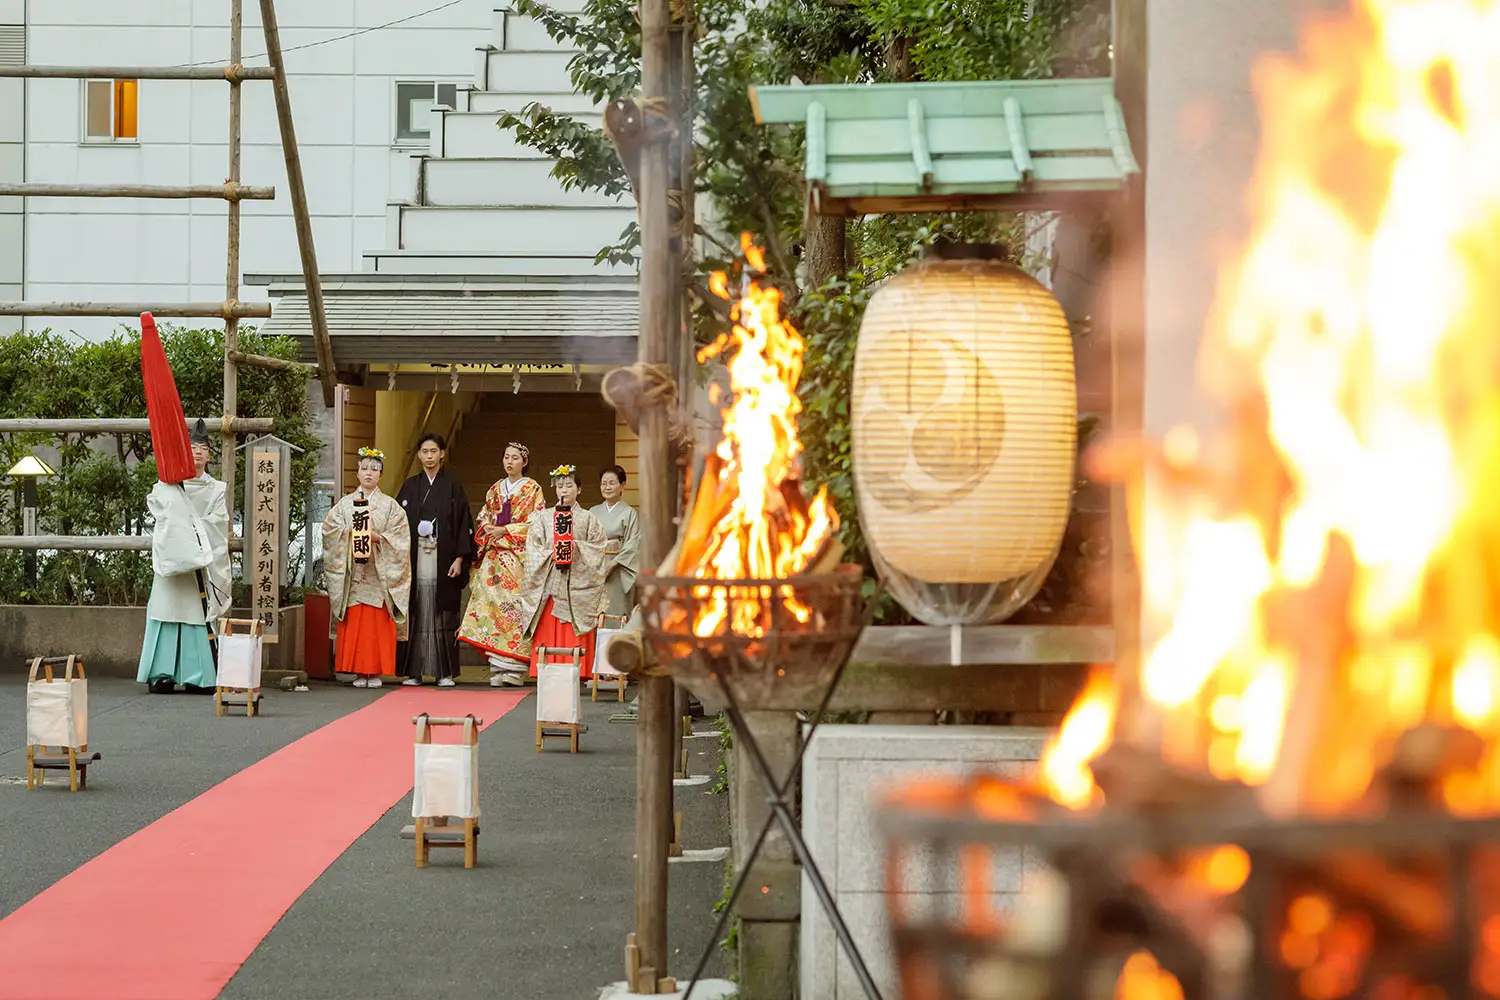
528;596;597;680
336;603;397;678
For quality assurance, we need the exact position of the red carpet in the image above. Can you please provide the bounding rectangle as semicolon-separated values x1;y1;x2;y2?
0;687;525;1000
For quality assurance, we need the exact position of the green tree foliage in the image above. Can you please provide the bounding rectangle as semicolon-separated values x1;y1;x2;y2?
0;326;319;606
499;0;1110;620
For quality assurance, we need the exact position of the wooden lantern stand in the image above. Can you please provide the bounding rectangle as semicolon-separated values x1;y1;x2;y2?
24;655;100;792
214;617;264;717
591;613;630;703
536;645;586;753
404;714;482;869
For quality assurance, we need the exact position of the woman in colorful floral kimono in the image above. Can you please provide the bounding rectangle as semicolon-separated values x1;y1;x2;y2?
458;441;546;686
323;447;412;688
588;464;640;617
517;464;609;680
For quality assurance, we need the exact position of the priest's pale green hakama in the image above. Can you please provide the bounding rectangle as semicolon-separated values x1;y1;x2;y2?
136;473;232;687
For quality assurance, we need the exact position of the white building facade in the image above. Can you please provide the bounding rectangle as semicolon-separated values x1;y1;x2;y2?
13;0;633;343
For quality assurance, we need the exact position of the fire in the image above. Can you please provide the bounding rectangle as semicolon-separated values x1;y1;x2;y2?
1046;0;1500;816
674;232;841;637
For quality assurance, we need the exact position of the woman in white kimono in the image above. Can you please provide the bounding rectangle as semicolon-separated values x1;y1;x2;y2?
517;464;610;680
323;447;412;687
588;464;640;618
137;420;232;694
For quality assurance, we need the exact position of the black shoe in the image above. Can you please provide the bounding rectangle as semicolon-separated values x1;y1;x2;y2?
183;684;215;695
149;678;175;694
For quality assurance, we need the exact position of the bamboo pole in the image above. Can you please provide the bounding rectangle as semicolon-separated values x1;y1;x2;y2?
0;301;271;318
0;182;274;199
0;418;274;433
0;535;248;552
227;348;316;376
0;65;275;80
259;0;337;408
633;0;677;987
224;0;245;549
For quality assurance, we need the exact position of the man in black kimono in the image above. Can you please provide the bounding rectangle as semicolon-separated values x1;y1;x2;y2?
395;432;474;686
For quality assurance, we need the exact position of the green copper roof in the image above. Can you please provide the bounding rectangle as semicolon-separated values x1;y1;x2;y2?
749;78;1139;213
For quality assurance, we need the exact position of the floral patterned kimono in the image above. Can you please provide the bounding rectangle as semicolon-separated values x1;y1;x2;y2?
519;504;609;679
458;475;544;667
322;487;412;678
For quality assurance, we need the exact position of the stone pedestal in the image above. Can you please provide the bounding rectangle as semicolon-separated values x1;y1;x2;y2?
800;725;1050;1000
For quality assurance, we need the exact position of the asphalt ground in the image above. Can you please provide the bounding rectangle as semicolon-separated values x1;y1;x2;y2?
1;678;731;999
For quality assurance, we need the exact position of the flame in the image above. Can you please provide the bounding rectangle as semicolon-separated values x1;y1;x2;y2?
1115;952;1185;1000
1045;0;1500;815
676;233;840;637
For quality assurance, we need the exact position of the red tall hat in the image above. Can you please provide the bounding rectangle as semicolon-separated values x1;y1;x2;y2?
140;312;196;484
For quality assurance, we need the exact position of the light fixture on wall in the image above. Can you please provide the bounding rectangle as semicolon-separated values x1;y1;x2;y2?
851;245;1077;625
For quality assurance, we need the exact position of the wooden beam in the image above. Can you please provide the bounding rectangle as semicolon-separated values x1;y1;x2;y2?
0;300;270;318
0;417;274;434
0;183;274;199
852;624;1114;667
259;0;337;409
0;64;274;81
739;662;1092;714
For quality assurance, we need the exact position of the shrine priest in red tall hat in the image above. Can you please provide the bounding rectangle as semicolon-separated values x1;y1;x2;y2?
135;314;233;694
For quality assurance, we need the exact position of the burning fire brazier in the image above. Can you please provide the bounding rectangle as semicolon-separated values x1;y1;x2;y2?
637;232;864;706
875;0;1500;998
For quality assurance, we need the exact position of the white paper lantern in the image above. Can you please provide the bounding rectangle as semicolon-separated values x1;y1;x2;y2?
852;254;1077;625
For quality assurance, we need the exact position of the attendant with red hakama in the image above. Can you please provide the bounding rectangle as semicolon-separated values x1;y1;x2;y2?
323;448;412;687
518;464;609;679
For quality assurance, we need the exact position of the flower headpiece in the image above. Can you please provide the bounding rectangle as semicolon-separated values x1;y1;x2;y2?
550;463;577;479
357;446;385;461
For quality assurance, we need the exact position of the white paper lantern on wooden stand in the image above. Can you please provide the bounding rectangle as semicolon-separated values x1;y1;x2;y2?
852;250;1077;625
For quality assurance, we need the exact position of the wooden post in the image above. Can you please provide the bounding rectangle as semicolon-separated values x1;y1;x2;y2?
259;0;337;409
633;0;677;987
223;0;243;530
1109;0;1147;742
665;0;690;855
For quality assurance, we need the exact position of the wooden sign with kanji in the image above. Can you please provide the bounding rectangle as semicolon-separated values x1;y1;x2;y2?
244;437;292;644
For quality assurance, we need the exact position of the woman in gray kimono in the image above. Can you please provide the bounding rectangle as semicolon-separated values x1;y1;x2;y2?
588;464;640;617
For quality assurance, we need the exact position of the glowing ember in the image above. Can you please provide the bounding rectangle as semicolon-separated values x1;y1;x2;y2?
1045;0;1500;817
674;232;841;638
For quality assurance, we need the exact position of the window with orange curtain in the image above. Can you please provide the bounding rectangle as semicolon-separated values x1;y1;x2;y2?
112;79;137;140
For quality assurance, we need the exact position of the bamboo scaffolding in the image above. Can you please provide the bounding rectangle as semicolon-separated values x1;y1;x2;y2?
0;536;248;552
226;348;316;375
0;418;274;434
0;301;271;318
259;0;337;408
224;0;246;508
0;183;274;199
0;65;275;80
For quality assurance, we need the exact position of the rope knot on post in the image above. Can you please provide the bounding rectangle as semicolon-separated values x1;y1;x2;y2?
640;96;679;143
602;363;693;450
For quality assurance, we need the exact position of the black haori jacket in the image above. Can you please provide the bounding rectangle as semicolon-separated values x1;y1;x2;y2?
395;468;476;613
